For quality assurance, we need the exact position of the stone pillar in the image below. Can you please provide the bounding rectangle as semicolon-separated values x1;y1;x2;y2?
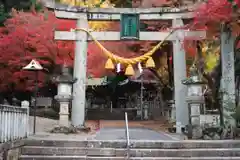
71;13;89;127
143;102;148;120
183;73;205;139
220;27;236;128
21;101;30;114
172;18;188;133
21;100;30;136
58;100;70;127
55;65;74;127
169;100;176;122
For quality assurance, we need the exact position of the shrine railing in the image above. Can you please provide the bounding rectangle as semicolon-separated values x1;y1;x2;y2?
0;104;29;143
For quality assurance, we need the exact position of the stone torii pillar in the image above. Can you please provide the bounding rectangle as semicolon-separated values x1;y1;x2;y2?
220;25;236;129
71;14;89;127
172;18;188;133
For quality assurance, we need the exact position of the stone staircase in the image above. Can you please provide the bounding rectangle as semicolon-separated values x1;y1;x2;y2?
19;139;240;160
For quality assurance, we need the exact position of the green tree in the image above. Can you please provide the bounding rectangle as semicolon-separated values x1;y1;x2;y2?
0;0;43;26
0;4;10;26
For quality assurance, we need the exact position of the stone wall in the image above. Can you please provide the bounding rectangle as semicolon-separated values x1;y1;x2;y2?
6;148;20;160
0;148;20;160
0;140;24;160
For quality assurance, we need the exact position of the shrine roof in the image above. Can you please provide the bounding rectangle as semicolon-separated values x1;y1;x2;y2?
129;69;159;83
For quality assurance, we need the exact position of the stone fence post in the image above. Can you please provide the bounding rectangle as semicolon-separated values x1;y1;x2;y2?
21;101;30;136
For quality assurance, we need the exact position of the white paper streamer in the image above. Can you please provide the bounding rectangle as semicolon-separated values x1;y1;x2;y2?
116;63;121;73
138;62;143;74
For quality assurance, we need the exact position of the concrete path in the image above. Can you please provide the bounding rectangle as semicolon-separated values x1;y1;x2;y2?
28;116;184;141
95;127;181;140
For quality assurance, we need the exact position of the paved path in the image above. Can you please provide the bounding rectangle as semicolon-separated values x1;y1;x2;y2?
28;116;184;141
28;127;183;141
95;127;181;140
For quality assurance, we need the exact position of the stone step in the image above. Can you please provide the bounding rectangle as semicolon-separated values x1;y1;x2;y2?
24;139;240;149
19;155;240;160
21;146;240;157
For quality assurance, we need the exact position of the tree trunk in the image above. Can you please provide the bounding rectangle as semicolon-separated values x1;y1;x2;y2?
203;60;223;125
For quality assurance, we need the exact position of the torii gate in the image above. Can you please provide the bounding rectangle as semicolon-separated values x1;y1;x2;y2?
49;2;208;132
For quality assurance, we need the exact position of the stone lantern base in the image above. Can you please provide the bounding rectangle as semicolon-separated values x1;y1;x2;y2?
55;95;71;127
186;96;205;139
51;95;91;134
50;125;91;134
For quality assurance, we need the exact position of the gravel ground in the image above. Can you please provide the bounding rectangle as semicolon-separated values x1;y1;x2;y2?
28;116;96;140
28;116;59;134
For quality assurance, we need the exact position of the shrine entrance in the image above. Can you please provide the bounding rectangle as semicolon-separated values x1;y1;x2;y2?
84;40;175;121
50;2;206;132
85;72;164;121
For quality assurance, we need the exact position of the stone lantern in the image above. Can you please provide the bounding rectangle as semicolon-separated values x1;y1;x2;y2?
168;100;175;122
182;65;205;139
54;64;75;127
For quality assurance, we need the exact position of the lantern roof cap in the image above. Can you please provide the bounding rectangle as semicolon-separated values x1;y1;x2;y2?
54;65;76;84
182;64;206;85
182;76;206;85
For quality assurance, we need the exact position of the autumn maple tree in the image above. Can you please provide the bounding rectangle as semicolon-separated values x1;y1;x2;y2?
181;0;240;112
0;9;139;91
0;10;74;91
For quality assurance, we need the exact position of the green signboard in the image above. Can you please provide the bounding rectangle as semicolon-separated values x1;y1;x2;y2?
120;14;139;40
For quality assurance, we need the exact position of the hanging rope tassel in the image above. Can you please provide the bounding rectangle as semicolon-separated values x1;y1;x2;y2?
125;64;135;76
105;58;115;69
145;57;155;68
